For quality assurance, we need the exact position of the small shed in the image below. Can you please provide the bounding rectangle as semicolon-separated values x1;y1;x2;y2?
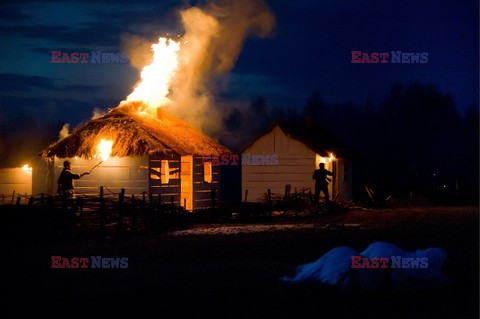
241;122;353;202
40;103;230;210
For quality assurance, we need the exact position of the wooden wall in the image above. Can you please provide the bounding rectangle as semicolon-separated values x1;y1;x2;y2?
336;159;353;201
32;157;54;195
149;153;181;205
53;156;149;196
192;156;221;210
242;125;316;202
37;153;223;209
0;168;32;199
242;125;353;202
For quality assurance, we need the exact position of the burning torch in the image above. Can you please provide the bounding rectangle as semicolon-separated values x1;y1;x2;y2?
90;139;113;173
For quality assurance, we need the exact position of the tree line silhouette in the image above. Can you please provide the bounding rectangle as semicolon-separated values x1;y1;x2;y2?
223;82;479;204
0;82;478;204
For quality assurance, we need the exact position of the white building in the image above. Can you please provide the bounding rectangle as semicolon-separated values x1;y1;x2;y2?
241;123;353;203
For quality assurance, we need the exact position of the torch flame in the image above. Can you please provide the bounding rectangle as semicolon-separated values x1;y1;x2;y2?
126;37;180;111
328;153;336;163
22;164;32;172
97;139;113;161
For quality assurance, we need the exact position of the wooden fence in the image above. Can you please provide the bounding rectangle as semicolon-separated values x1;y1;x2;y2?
0;186;220;233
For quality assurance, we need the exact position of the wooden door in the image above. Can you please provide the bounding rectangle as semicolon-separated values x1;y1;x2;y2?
180;156;193;210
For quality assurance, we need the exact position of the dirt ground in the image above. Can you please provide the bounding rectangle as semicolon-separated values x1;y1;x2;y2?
5;206;479;318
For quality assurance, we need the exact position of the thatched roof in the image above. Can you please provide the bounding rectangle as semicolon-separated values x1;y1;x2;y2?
42;102;230;158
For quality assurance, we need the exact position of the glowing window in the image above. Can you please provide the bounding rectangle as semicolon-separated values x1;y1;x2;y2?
204;162;212;183
161;160;170;184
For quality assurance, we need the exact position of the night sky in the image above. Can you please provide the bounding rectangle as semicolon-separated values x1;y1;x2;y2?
0;0;478;128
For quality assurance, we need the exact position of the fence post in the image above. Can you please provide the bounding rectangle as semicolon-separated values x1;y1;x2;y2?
28;197;34;206
100;186;105;232
211;188;216;210
267;189;272;216
12;190;15;204
78;197;84;229
119;188;125;204
132;194;137;230
117;189;125;231
16;196;21;206
47;195;53;208
244;189;248;203
284;185;289;215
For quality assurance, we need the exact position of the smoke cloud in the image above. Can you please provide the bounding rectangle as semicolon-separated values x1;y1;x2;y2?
58;123;70;140
91;107;106;120
122;0;276;138
121;34;156;71
167;0;276;134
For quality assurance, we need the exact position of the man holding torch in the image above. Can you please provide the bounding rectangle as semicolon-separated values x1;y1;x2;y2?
57;160;90;198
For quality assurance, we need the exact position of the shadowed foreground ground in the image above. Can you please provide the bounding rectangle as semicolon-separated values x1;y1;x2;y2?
4;206;479;318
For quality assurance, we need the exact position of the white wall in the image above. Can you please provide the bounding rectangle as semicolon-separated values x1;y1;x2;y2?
242;126;316;202
336;159;353;201
0;168;32;202
242;125;353;202
54;156;149;196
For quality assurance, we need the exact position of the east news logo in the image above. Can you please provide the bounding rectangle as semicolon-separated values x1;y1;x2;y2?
51;51;128;64
351;256;429;268
350;51;428;63
51;256;128;269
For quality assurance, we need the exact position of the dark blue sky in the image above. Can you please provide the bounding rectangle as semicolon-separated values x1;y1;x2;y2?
0;0;478;128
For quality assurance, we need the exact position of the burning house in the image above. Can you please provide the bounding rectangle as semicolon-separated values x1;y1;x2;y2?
31;0;276;210
241;122;353;202
40;102;230;210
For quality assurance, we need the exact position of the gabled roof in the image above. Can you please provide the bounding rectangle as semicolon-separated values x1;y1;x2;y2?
241;121;353;159
42;102;230;158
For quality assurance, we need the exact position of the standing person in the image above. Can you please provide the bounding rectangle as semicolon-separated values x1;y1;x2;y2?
57;161;89;198
313;162;333;203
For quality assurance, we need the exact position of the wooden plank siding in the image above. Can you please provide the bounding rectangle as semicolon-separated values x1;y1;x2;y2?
336;159;353;202
242;125;352;202
149;154;181;205
192;156;220;210
242;126;316;202
0;168;32;196
46;153;223;210
53;156;149;196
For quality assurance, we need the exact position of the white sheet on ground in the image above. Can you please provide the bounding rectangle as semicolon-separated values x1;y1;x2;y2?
280;242;448;290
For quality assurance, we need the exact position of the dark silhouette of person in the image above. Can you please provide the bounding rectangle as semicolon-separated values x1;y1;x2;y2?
57;160;89;198
313;162;333;203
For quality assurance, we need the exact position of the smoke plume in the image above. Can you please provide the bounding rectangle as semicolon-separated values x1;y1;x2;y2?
58;123;70;140
122;0;276;137
92;107;106;120
168;0;276;134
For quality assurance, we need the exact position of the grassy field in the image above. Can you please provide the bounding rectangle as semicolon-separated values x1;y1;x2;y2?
5;206;479;318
